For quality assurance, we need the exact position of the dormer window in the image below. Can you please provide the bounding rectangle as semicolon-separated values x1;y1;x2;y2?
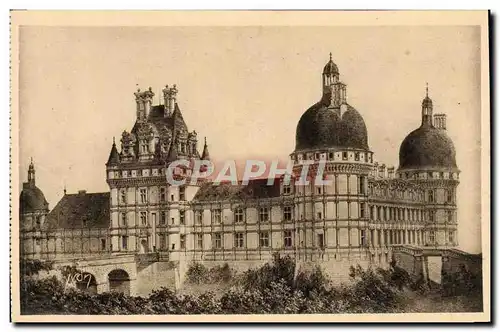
342;152;348;160
141;140;148;154
283;185;291;195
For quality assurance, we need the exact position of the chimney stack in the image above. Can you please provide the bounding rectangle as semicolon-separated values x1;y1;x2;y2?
134;87;155;120
378;164;386;178
387;166;395;179
433;113;447;130
162;84;178;117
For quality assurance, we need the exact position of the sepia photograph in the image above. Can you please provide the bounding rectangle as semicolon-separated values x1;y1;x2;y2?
10;10;490;323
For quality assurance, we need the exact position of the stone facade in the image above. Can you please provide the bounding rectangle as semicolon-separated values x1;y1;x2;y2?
20;55;460;283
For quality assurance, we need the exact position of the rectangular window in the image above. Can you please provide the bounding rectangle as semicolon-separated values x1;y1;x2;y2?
159;234;166;249
317;212;322;220
360;203;366;218
160;187;166;202
234;208;244;223
428;190;435;203
429;231;435;244
317;233;324;248
316;187;322;195
196;233;203;249
140;212;147;225
212;209;221;224
328;152;334;160
446;189;453;203
284;230;293;248
358;176;365;194
283;185;291;195
377;230;382;246
140;188;148;203
259;232;270;248
180;235;186;249
447;210;453;222
179;187;186;201
429;210;435;222
171;217;175;225
342;151;348;160
360;230;366;246
100;239;106;251
213;233;222;249
160;211;167;225
259;207;269;223
234;232;244;248
195;210;203;225
179;210;185;225
121;212;127;226
122;236;128;250
448;231;455;244
170;194;175;201
355;152;360;161
151;213;157;225
283;206;292;221
120;190;127;204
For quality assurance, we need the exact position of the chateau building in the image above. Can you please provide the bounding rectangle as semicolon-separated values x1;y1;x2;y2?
19;55;460;278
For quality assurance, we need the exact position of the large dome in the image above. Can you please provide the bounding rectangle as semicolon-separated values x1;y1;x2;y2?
295;100;369;151
20;185;49;214
399;125;457;171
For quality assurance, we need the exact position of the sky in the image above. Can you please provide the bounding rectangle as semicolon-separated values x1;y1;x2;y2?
18;25;482;253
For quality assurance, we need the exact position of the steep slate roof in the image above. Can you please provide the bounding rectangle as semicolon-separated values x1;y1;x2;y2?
193;178;281;202
46;192;110;229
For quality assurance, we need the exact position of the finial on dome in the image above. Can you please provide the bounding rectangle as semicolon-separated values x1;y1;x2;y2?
113;136;116;145
329;52;332;61
426;82;429;97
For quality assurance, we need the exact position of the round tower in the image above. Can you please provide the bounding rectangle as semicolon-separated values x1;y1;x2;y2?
19;159;50;258
397;85;460;248
290;54;374;266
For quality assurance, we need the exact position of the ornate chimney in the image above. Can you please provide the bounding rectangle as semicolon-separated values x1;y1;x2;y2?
162;84;178;117
434;113;447;130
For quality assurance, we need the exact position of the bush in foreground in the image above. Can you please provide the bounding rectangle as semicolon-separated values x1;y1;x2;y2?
19;256;482;315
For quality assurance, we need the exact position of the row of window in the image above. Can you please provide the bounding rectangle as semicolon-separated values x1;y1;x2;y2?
294;151;371;162
121;230;295;251
119;203;455;227
119;203;375;227
122;228;450;251
31;238;108;251
138;139;196;155
112;165;191;180
370;188;454;203
370;205;455;223
291;176;367;195
119;187;186;205
398;171;458;180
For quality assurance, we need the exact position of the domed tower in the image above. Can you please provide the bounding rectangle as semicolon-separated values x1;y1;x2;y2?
290;54;374;263
19;159;50;258
397;85;460;248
